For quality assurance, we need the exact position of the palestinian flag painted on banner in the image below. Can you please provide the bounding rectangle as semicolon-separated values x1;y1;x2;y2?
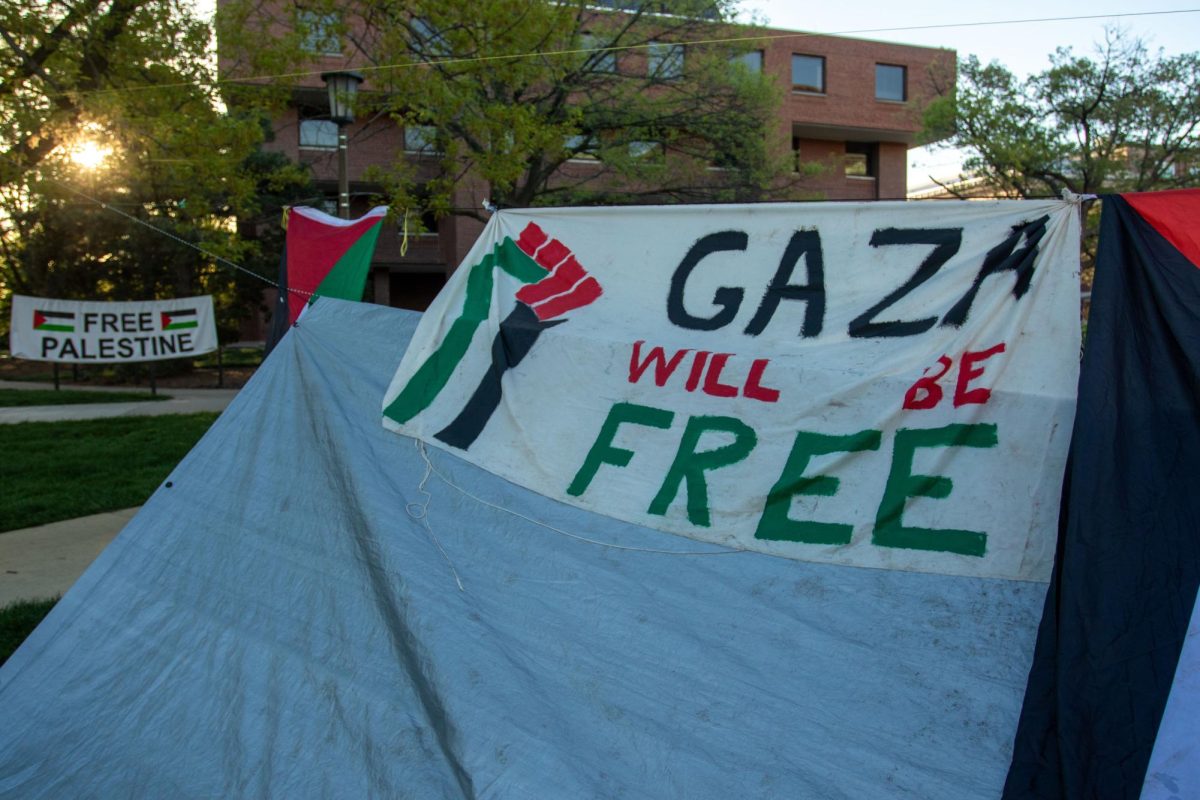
266;206;387;351
160;308;198;330
1004;188;1200;799
33;309;75;332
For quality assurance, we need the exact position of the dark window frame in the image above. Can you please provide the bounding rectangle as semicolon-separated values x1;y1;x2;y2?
404;124;440;155
298;116;338;149
648;41;684;80
628;139;665;161
564;133;599;162
875;63;907;102
582;33;618;73
845;141;878;178
731;50;764;73
298;10;341;56
411;17;451;59
791;54;826;94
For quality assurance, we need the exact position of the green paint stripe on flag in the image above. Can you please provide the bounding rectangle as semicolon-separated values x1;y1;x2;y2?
311;221;383;304
382;237;544;426
164;321;199;330
36;324;75;332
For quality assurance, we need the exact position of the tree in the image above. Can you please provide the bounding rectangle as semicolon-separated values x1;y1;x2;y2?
923;29;1200;198
0;0;309;339
219;0;801;223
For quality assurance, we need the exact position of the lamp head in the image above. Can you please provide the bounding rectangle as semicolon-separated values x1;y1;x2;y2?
321;71;364;125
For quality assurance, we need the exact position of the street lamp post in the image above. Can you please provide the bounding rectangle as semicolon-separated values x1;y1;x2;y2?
321;71;364;219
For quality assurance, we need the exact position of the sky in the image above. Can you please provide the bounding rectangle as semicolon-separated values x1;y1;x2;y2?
741;1;1200;191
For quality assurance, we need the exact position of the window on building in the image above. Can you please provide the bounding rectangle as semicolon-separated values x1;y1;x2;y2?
582;34;617;73
404;125;439;154
403;207;439;238
389;272;447;311
299;118;338;149
411;17;450;58
792;54;825;93
791;136;802;172
845;142;877;177
564;134;599;161
876;64;906;101
648;42;684;79
299;10;340;55
628;140;663;160
731;50;763;73
710;142;740;170
418;209;439;237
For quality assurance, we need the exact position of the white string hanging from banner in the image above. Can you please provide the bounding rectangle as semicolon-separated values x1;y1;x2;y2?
405;441;466;591
412;439;747;558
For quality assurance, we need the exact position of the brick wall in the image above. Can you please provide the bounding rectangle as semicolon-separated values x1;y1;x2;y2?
793;138;911;201
763;33;952;136
876;142;909;199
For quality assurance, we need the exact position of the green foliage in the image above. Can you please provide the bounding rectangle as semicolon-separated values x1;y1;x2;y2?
0;412;217;531
0;597;58;666
927;29;1200;197
0;0;313;339
221;0;798;221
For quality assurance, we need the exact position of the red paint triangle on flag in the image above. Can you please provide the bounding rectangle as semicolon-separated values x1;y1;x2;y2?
283;206;387;325
1122;188;1200;270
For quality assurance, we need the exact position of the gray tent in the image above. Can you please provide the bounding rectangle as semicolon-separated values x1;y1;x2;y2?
0;299;1046;798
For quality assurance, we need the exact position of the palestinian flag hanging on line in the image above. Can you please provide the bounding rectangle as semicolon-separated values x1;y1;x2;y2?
33;309;75;332
267;206;387;351
1004;188;1200;800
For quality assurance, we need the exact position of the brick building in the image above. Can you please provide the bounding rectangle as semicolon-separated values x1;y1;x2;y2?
232;15;953;318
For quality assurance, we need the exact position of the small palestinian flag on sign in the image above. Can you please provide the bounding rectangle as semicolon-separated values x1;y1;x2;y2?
161;308;198;331
33;309;75;333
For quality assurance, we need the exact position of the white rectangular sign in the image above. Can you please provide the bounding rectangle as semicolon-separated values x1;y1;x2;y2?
382;201;1081;581
10;295;218;363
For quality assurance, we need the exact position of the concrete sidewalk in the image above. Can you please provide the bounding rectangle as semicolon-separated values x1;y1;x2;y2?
0;380;238;424
0;509;138;606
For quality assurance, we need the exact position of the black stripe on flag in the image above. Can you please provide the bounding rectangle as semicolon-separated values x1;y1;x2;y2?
164;308;197;317
265;243;290;355
37;310;75;320
1003;194;1200;799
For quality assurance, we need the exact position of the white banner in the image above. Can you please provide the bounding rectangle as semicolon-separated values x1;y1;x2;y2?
10;295;218;363
382;201;1081;581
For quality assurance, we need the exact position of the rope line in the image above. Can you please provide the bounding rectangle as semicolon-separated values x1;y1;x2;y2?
0;157;320;300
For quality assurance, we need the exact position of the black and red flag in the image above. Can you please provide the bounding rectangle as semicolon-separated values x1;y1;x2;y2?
1004;189;1200;799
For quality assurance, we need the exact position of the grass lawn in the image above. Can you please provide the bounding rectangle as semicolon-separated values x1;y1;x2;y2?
0;597;58;666
0;388;168;407
0;413;217;533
